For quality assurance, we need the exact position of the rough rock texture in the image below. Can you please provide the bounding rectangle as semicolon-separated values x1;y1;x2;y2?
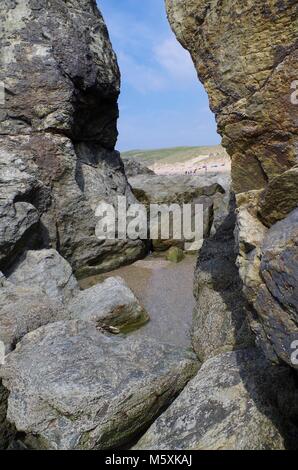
135;348;297;450
0;0;146;276
258;166;298;226
166;0;298;193
122;157;155;178
0;383;15;449
129;174;224;205
0;320;199;450
7;249;79;304
129;173;224;251
192;196;253;362
68;276;149;331
0;278;69;352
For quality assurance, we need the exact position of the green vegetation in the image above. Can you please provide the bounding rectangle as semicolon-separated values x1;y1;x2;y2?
121;145;225;166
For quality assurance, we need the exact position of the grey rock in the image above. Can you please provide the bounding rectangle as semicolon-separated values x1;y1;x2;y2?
192;196;253;361
0;201;40;269
68;276;149;331
0;280;69;353
253;209;298;367
8;249;79;303
1;320;199;450
129;174;224;206
0;1;146;275
122;157;155;178
135;349;295;450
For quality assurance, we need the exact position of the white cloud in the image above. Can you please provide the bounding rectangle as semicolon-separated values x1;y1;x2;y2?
154;36;196;83
118;51;167;93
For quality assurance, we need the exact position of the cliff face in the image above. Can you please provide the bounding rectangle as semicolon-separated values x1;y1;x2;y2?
166;0;298;193
166;1;298;370
0;0;146;276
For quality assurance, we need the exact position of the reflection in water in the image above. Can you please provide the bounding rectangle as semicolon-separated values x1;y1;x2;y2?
80;254;196;347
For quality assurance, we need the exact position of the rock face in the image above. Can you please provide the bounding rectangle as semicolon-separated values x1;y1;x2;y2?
135;348;295;450
192;196;253;362
8;249;79;304
0;320;198;450
0;0;146;276
122;157;155;178
68;276;149;331
129;173;225;251
0;277;69;352
166;0;298;193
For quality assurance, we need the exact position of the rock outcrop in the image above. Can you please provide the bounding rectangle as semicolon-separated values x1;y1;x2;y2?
166;0;298;193
0;0;146;277
8;249;79;304
0;320;198;450
135;348;296;450
122;157;155;178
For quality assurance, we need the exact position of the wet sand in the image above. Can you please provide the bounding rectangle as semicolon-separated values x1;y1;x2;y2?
80;254;197;347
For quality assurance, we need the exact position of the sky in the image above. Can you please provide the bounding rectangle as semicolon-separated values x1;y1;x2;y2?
98;0;220;151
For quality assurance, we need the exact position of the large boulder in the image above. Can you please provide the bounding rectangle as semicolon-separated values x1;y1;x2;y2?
0;0;146;276
192;196;253;362
135;348;297;450
0;320;199;450
0;278;69;353
68;276;149;332
166;0;297;193
122;157;155;178
254;209;298;367
129;173;224;251
7;249;79;304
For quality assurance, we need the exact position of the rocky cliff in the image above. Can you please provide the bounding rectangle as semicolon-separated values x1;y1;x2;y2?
166;0;298;193
164;0;298;448
0;0;146;277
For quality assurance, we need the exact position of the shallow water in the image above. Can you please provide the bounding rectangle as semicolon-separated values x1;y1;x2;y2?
80;254;196;347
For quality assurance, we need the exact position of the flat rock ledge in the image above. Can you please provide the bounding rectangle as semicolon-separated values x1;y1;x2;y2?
0;320;199;450
134;348;296;450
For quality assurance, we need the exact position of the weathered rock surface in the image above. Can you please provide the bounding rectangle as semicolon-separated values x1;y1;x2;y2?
135;348;296;450
129;174;224;206
129;174;224;251
254;209;298;366
0;320;198;450
166;0;298;193
68;276;149;331
192;196;253;362
8;249;79;304
0;279;69;352
259;166;298;227
122;157;155;178
0;0;146;276
0;383;15;450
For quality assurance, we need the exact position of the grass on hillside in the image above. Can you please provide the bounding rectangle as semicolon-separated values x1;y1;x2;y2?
121;145;226;165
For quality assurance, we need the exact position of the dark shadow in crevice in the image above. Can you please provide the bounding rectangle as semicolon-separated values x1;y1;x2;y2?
194;193;298;449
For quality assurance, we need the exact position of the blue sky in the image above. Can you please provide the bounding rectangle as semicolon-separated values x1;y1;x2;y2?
98;0;220;151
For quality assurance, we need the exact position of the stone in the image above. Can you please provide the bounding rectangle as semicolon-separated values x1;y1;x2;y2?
0;382;15;450
166;247;184;263
0;320;199;450
0;280;69;353
122;157;155;178
166;0;298;193
259;167;298;227
0;0;146;275
0;201;40;270
134;348;296;450
129;174;224;206
8;249;79;304
253;209;298;367
192;196;253;362
68;276;149;332
210;191;230;236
